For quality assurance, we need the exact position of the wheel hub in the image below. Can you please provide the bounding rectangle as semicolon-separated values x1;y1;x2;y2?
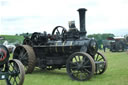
0;53;4;58
77;63;83;70
10;71;19;77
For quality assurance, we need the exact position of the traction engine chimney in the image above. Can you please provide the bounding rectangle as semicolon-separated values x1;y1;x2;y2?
77;8;87;37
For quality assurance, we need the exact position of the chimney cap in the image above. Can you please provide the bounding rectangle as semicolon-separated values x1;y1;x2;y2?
77;8;87;11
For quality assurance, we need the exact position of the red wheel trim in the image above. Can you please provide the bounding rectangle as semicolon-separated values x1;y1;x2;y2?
0;49;7;61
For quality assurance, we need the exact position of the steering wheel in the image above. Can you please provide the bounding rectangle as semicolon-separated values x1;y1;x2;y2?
52;26;67;40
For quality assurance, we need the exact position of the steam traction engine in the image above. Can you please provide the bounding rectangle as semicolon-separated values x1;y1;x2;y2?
0;45;25;85
13;8;107;81
107;36;128;52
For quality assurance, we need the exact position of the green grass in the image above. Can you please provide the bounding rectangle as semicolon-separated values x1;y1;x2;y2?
0;35;24;44
0;51;128;85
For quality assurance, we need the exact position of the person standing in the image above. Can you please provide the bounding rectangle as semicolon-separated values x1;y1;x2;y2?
103;45;106;52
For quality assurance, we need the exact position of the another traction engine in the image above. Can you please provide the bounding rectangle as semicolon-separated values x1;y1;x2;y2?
0;45;25;85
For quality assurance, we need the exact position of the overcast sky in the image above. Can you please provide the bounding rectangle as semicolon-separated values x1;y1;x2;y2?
0;0;128;36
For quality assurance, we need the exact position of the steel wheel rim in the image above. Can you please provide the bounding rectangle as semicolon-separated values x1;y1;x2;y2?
13;45;36;73
66;52;95;81
6;59;25;85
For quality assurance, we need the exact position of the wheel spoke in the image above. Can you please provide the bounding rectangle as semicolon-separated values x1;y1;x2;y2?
83;56;86;61
22;52;27;58
74;56;78;62
70;66;78;69
9;76;13;81
76;71;80;77
69;61;77;65
74;56;79;65
78;56;81;61
14;77;18;85
57;29;60;35
83;66;91;68
83;69;91;74
81;56;86;65
98;58;103;61
14;52;20;57
10;63;15;70
12;77;15;85
95;54;99;61
11;63;18;72
84;60;89;65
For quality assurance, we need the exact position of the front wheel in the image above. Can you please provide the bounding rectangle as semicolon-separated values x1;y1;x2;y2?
66;52;95;81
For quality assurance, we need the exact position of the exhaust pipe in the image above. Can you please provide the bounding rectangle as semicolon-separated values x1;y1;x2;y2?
77;8;87;37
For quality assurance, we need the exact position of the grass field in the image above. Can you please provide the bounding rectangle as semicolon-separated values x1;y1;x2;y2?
0;50;128;85
0;35;24;44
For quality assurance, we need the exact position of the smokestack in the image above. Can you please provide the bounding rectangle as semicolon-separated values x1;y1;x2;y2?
77;8;87;37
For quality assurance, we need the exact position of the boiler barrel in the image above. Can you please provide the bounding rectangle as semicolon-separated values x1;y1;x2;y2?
33;40;89;56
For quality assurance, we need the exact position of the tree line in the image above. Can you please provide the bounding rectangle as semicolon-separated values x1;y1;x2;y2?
87;33;115;49
1;33;115;48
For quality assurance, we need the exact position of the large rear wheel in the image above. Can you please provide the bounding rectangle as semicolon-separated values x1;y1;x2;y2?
13;45;36;73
